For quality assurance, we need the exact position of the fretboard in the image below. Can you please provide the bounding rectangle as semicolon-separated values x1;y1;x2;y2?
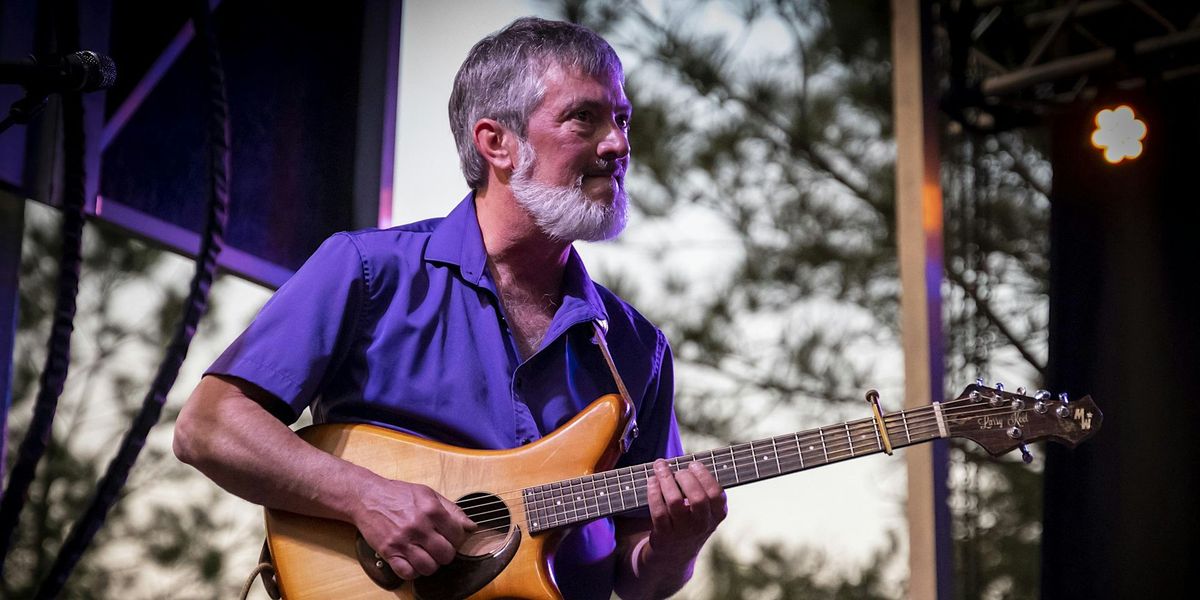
522;403;947;533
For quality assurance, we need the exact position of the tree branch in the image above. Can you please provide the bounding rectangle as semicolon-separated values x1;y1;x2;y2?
946;267;1048;379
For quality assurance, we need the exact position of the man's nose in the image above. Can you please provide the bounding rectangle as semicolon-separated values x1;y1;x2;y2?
598;122;630;161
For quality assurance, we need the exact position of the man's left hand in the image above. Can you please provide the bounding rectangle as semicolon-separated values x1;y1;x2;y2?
642;459;728;570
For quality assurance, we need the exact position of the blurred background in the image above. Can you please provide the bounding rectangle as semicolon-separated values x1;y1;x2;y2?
2;1;1197;598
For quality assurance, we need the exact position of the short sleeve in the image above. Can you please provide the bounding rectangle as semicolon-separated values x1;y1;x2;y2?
206;233;366;422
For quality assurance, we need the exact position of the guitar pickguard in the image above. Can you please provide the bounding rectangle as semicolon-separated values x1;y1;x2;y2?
412;526;522;600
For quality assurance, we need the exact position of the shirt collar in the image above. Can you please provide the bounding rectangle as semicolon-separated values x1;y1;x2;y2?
424;192;610;325
425;192;491;288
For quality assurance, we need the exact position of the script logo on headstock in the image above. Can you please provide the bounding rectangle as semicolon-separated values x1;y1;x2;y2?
977;411;1029;430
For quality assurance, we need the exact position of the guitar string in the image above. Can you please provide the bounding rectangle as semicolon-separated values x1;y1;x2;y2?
455;397;1043;528
454;398;1050;528
455;396;1028;515
462;418;939;536
453;401;1051;534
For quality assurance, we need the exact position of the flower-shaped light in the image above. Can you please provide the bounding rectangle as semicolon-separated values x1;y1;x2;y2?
1090;105;1146;164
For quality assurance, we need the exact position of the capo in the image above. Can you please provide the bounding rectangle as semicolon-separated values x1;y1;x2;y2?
865;389;893;455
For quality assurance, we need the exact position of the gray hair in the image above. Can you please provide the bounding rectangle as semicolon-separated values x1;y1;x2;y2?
449;17;624;189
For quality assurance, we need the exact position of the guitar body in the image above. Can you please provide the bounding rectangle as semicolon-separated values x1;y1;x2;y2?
265;393;631;600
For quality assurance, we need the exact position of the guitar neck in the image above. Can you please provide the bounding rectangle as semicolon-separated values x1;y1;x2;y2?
522;403;949;533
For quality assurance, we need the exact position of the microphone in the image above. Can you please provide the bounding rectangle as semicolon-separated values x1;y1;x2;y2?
0;51;117;93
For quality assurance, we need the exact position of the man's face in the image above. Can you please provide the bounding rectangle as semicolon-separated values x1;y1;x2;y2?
508;64;632;242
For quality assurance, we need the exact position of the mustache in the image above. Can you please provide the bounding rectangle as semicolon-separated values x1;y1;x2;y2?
585;158;626;178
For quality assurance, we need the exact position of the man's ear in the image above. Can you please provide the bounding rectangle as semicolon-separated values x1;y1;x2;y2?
473;118;517;173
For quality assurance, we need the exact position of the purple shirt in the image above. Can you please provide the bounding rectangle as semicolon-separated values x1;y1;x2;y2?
208;194;682;599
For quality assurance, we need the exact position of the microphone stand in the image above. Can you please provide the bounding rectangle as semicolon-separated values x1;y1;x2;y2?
0;89;49;135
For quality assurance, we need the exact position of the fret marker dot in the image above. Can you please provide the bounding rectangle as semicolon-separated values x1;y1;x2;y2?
556;500;562;505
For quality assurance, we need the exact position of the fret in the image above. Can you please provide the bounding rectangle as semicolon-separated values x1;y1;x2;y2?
793;433;805;469
593;475;608;518
535;487;548;531
871;418;883;452
618;468;636;510
632;465;650;507
549;481;564;527
901;410;912;443
568;478;584;522
819;428;829;463
730;445;742;484
738;443;757;482
613;471;626;512
844;423;855;457
582;477;599;520
770;437;782;475
709;446;730;487
523;488;538;531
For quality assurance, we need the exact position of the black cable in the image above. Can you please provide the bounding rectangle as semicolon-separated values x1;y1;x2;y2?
0;0;88;575
34;0;231;595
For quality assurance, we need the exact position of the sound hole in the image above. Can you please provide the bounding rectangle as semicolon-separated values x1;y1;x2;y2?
456;492;512;557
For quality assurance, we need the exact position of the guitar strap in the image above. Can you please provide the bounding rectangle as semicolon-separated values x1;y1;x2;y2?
590;320;640;452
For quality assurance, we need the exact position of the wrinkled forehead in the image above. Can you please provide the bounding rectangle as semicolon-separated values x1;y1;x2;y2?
535;61;630;110
532;46;624;86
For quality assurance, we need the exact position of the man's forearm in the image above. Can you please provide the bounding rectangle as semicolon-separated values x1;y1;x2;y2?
172;375;377;524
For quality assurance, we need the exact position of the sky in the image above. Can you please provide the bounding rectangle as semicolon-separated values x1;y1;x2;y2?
391;0;908;586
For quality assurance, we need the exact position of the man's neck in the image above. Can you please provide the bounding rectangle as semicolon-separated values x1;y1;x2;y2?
474;185;571;359
474;186;571;295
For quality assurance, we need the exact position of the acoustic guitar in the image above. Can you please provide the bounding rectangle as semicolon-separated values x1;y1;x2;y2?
264;383;1101;599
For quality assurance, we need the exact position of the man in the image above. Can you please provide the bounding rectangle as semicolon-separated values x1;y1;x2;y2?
174;17;725;599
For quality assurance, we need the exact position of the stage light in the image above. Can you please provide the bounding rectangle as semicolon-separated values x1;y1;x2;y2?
1090;105;1146;164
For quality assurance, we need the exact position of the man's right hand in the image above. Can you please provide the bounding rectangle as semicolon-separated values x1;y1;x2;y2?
174;376;479;582
353;478;478;580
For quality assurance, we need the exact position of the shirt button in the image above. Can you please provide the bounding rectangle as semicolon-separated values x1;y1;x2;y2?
514;377;523;389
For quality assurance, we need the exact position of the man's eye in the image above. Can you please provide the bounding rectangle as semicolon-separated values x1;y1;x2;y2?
616;115;630;129
572;110;593;122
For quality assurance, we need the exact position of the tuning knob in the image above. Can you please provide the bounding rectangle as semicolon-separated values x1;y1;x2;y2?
1018;443;1034;464
1056;392;1071;418
995;382;1005;393
975;377;986;387
1034;390;1051;401
1016;386;1027;396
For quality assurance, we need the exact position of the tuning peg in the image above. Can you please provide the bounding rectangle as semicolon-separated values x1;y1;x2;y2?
995;382;1005;393
975;377;985;387
1034;390;1051;401
1018;443;1034;464
1055;392;1071;418
1016;386;1027;396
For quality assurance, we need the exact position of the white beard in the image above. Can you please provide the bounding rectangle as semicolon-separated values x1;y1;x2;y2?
509;140;628;242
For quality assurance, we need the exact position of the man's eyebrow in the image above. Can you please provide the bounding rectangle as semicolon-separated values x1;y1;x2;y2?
562;98;633;114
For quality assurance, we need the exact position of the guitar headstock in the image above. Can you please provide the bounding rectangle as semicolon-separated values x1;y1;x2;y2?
942;383;1103;457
